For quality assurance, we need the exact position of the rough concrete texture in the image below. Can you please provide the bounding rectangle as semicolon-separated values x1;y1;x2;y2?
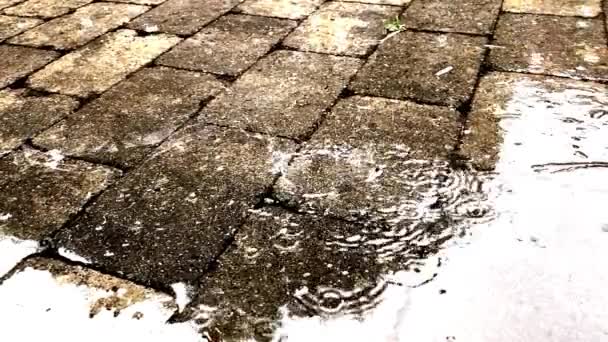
236;0;324;19
33;67;225;168
340;0;410;4
350;31;486;107
283;1;400;56
0;147;120;241
112;0;166;5
0;14;41;41
489;14;608;81
201;50;362;139
157;14;296;76
3;0;93;18
0;45;58;88
402;0;502;35
0;89;78;156
502;0;602;17
27;29;181;97
128;0;240;35
55;125;296;287
8;3;149;49
0;0;23;10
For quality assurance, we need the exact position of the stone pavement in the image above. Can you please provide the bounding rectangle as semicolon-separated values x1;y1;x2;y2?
1;0;608;341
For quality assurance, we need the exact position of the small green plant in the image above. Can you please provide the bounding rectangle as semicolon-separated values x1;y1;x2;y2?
384;16;405;32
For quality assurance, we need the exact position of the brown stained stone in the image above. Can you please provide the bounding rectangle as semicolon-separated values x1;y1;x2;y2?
157;14;296;76
349;31;486;107
0;14;42;41
236;0;324;19
0;147;120;241
28;29;181;97
283;2;400;56
339;0;410;5
54;125;296;286
8;3;149;49
489;14;608;81
127;0;240;35
111;0;166;5
503;0;602;17
201;50;361;139
34;67;225;168
0;89;78;156
402;0;502;35
3;0;93;18
0;45;58;88
0;0;23;10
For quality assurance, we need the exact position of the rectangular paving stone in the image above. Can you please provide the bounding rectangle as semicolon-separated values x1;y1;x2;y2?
402;0;502;35
8;3;150;49
34;67;225;168
55;125;296;286
0;89;78;156
236;0;324;19
157;14;296;76
503;0;602;17
28;29;181;97
109;0;166;5
349;31;486;107
201;50;361;139
3;0;93;18
489;14;608;81
339;0;410;5
0;14;42;41
128;0;240;35
283;1;400;56
461;72;608;171
0;0;23;10
0;45;58;88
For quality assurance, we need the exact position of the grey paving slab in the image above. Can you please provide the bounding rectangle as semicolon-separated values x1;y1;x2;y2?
201;50;361;139
402;0;502;35
236;0;324;19
34;67;225;168
0;45;58;88
55;125;296;286
489;14;608;81
502;0;602;17
0;14;41;41
0;89;78;156
2;0;93;18
8;3;149;49
157;14;296;76
349;31;486;107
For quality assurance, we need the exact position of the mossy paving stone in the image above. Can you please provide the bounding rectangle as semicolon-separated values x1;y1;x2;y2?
34;66;225;169
349;31;486;107
0;45;58;89
54;125;296;287
3;0;94;18
0;15;42;41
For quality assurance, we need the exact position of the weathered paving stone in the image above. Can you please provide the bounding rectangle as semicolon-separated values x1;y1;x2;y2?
283;2;399;56
108;0;166;5
236;0;324;20
502;0;602;17
0;89;78;156
201;50;361;139
349;31;486;107
8;3;149;49
28;29;181;97
157;14;296;76
402;0;502;35
340;0;410;5
489;14;608;81
0;147;119;275
128;0;240;35
461;72;608;171
0;0;23;10
0;14;41;41
3;0;93;18
0;45;58;88
55;125;296;286
34;67;225;168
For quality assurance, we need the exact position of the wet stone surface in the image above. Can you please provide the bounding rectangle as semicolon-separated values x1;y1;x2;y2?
28;29;180;97
349;31;487;107
34;67;225;168
55;125;296;287
201;50;361;139
236;0;324;20
3;0;93;18
283;1;399;56
402;0;502;35
157;14;296;76
489;14;608;81
0;15;42;41
0;45;58;88
128;0;240;35
8;3;149;50
0;89;78;156
502;0;602;17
